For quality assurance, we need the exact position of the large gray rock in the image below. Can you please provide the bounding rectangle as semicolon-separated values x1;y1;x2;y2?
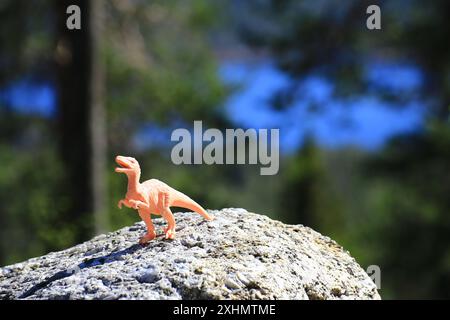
0;208;380;300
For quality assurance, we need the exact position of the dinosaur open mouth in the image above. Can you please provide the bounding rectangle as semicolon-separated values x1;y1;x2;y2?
115;157;131;172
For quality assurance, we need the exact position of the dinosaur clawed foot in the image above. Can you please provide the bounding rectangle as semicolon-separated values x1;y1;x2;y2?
139;231;156;244
163;227;176;240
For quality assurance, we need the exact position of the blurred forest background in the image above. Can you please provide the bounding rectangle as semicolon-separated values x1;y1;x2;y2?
0;0;449;299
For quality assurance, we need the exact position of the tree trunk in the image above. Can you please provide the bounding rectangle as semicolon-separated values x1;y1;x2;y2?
54;0;108;241
89;0;108;234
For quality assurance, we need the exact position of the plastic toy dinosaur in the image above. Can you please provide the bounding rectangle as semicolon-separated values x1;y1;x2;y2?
115;155;213;243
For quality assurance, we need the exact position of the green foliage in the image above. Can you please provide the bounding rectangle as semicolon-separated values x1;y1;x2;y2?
360;122;450;298
229;0;450;299
104;0;227;129
0;0;53;85
0;0;230;264
0;115;76;264
1;0;450;301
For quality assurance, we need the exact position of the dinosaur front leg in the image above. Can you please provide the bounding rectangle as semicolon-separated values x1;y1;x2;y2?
138;209;156;244
117;199;126;209
118;199;149;210
128;199;149;210
118;198;136;209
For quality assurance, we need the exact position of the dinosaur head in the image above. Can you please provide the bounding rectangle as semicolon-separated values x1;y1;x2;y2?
115;156;141;176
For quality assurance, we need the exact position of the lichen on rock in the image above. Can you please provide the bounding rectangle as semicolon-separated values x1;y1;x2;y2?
0;208;380;300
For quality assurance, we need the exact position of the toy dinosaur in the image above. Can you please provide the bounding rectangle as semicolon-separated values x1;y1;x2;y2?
115;155;213;243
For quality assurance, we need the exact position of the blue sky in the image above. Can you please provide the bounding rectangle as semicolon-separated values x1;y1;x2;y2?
220;60;425;152
0;80;55;117
0;60;425;153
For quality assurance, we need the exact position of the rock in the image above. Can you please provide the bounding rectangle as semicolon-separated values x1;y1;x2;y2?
0;208;380;300
136;265;161;284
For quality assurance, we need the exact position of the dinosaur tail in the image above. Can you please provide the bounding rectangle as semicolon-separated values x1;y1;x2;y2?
172;192;214;221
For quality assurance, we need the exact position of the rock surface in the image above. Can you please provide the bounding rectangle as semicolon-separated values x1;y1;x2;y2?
0;208;380;300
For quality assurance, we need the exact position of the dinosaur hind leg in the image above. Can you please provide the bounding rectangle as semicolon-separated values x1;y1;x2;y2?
138;209;156;244
159;192;176;239
161;207;176;240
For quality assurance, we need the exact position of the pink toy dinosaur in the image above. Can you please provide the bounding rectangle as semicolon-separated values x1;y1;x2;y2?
115;155;213;243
